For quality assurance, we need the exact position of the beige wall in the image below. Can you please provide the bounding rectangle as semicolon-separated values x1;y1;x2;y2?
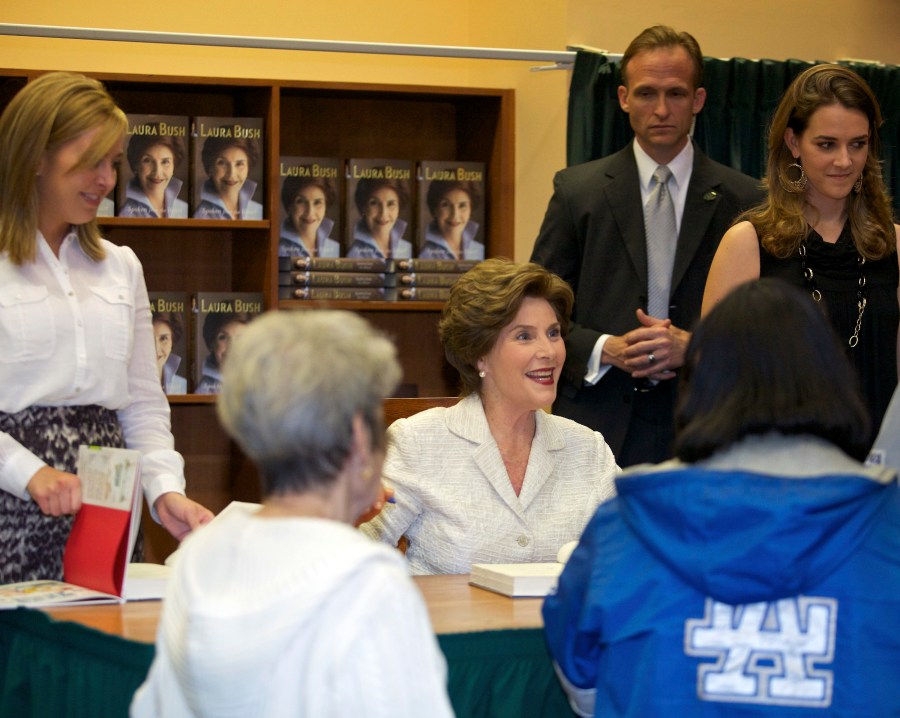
1;2;897;260
568;1;900;67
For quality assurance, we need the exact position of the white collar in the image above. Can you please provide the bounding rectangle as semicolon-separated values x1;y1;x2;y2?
633;139;693;193
36;228;78;264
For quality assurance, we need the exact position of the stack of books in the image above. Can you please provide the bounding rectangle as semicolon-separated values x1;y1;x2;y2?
278;257;479;301
278;257;399;301
394;258;479;301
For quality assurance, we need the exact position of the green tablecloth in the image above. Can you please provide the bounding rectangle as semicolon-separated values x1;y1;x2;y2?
0;608;575;717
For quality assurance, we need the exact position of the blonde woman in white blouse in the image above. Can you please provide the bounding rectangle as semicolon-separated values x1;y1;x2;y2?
0;72;212;583
361;258;620;574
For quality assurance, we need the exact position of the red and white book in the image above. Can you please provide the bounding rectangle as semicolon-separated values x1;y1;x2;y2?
0;446;170;607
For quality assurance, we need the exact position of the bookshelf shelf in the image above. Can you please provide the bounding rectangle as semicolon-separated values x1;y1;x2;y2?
167;395;218;405
280;299;446;312
98;217;270;230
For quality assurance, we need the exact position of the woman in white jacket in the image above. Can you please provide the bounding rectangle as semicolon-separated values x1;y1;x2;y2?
361;258;619;574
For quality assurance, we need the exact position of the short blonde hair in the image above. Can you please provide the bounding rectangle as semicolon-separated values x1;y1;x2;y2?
439;258;574;396
0;71;126;265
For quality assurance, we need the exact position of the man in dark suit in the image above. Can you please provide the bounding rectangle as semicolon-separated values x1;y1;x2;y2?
531;26;762;466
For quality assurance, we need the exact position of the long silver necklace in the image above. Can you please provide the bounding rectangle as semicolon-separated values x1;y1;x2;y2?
798;238;866;348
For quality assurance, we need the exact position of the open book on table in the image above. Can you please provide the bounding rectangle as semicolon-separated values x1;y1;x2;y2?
0;445;172;608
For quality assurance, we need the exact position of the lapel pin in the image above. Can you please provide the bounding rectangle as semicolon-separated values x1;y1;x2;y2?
703;190;719;201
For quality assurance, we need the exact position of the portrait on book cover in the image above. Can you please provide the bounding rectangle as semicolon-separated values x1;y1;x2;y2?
193;294;263;395
118;116;190;219
417;161;486;261
345;160;414;260
192;119;264;221
278;158;342;258
150;294;188;394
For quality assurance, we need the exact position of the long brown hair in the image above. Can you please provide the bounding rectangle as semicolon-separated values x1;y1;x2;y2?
743;64;895;260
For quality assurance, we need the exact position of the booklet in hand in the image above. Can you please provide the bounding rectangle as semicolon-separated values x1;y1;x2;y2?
0;445;165;608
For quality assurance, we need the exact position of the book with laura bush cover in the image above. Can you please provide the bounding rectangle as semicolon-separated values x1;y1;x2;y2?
344;159;414;260
277;156;342;258
278;286;398;301
279;271;397;288
149;291;190;395
278;256;398;273
395;258;479;273
117;115;190;219
192;292;264;394
416;160;486;261
191;117;265;220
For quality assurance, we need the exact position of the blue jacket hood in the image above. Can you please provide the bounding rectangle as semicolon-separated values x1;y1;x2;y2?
614;468;893;604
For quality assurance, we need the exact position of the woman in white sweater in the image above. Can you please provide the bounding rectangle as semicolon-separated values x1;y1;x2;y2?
132;310;454;718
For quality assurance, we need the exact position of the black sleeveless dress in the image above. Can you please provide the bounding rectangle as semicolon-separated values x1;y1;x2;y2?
759;224;899;442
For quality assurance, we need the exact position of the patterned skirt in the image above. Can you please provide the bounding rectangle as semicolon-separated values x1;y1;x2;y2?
0;405;126;583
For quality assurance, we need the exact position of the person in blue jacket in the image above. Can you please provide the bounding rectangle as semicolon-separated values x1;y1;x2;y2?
543;278;900;717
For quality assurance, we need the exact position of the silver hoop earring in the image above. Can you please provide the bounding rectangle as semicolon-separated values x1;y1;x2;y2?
853;172;863;193
780;162;808;193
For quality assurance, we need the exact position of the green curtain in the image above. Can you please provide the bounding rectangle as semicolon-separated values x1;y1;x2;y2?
567;50;900;215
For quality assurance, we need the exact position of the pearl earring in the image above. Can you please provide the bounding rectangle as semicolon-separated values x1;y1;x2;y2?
478;370;486;378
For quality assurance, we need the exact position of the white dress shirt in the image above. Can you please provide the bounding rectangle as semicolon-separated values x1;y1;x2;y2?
0;232;185;512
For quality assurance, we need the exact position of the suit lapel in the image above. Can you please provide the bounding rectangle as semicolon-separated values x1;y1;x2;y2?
517;411;561;509
450;395;527;518
472;443;527;518
455;399;563;517
603;148;648;288
672;150;721;292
